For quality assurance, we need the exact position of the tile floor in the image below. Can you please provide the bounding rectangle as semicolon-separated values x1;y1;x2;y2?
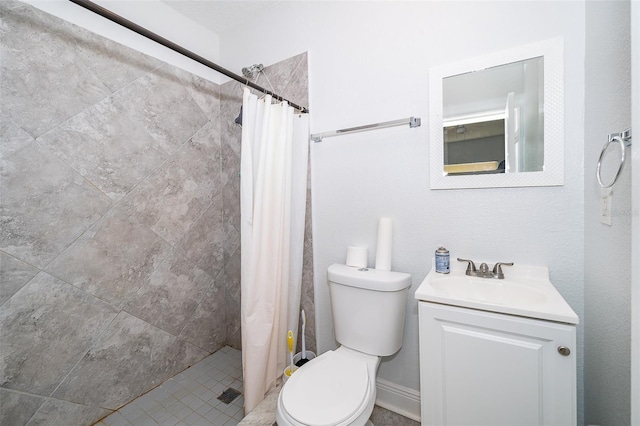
94;346;244;426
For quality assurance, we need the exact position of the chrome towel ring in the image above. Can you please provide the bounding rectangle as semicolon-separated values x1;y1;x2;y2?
597;128;632;188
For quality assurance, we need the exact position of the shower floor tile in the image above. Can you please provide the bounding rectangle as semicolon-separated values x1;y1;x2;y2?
94;346;243;426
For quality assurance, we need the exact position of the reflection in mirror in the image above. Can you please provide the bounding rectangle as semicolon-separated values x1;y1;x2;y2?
429;37;564;189
444;119;505;175
443;57;544;176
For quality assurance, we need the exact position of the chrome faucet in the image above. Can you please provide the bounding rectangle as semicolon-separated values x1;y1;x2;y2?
457;258;514;279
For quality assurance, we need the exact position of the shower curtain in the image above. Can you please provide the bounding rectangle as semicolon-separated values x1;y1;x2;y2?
240;87;309;413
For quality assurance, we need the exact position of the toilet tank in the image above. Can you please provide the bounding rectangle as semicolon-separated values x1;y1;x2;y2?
328;264;411;356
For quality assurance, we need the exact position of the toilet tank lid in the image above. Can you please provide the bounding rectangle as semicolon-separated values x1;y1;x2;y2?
328;264;411;292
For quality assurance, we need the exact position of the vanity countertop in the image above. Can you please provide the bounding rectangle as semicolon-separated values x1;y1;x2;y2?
415;261;579;324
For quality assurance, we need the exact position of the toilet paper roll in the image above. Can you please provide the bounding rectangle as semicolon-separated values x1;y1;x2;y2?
346;246;368;268
375;217;393;271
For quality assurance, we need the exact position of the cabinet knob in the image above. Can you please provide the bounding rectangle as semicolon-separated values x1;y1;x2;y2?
557;346;571;356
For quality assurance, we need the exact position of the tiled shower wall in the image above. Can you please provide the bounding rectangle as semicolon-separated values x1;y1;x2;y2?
0;1;312;425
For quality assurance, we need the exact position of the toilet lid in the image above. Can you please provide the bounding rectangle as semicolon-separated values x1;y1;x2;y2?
282;351;370;426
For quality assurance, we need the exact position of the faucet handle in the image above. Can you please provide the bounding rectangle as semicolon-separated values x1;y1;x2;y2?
457;258;477;275
492;262;514;278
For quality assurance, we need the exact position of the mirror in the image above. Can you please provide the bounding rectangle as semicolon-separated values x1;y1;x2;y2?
429;38;564;189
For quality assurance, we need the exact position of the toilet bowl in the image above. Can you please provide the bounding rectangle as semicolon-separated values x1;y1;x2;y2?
276;264;412;426
276;347;378;426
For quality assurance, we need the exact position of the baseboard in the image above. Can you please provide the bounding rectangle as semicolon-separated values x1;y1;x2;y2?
375;378;421;422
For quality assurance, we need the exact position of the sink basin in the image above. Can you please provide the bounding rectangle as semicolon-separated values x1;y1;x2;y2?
415;262;579;324
429;275;547;306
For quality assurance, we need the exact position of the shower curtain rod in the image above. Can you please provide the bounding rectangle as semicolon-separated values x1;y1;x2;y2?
68;0;309;113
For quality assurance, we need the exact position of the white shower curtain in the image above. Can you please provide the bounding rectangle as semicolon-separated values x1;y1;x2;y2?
240;87;309;413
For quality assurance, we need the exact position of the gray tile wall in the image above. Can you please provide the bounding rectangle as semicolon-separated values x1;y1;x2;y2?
1;2;221;424
0;2;312;425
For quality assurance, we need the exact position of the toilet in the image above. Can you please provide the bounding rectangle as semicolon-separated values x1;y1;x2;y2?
276;263;412;426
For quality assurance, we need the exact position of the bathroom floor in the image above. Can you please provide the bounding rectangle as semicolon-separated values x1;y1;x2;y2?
94;346;244;426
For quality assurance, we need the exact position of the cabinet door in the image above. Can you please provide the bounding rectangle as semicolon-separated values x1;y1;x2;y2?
419;302;576;426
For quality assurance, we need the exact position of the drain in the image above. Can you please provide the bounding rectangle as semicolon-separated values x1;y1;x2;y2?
217;387;241;404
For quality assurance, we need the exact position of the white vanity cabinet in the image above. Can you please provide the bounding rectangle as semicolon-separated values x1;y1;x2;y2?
418;301;577;426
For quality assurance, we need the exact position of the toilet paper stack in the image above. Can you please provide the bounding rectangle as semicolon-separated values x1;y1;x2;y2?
346;246;368;268
374;217;393;271
345;217;393;270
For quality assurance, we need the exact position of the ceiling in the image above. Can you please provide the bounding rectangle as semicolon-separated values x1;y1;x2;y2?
160;1;282;35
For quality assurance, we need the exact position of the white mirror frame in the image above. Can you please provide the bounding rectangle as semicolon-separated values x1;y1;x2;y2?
429;37;564;189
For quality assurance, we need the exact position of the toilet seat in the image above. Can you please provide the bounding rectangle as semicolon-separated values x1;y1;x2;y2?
280;350;373;426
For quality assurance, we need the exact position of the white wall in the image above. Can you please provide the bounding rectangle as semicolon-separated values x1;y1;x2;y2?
23;0;222;82
220;1;586;422
583;2;632;425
